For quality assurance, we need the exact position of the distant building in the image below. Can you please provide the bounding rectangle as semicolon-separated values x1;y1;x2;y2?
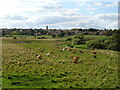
46;26;48;30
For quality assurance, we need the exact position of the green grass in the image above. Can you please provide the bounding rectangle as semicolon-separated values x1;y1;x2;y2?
74;44;87;49
3;35;53;39
2;38;119;88
84;35;111;40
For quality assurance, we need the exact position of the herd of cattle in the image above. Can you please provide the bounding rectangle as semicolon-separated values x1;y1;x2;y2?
15;43;98;65
32;45;97;64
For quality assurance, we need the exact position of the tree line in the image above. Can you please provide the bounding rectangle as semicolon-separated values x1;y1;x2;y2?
2;28;118;37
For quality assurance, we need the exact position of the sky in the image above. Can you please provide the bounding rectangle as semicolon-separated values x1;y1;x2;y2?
0;0;119;29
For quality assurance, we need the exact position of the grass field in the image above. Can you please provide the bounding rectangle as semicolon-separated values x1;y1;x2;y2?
2;37;119;88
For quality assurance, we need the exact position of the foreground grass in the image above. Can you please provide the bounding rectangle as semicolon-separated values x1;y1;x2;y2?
2;39;119;88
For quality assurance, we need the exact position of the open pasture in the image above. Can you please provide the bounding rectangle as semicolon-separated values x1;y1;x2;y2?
2;39;119;88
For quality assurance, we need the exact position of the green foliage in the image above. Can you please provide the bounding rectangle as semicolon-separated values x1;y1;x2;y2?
86;39;105;49
66;44;74;48
72;38;81;45
105;30;113;36
74;44;87;49
72;33;84;45
37;37;47;39
111;30;120;51
52;34;57;38
107;43;116;50
66;37;72;41
85;34;120;51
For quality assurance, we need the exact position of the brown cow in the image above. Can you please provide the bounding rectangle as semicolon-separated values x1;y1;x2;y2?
93;52;96;54
73;56;79;63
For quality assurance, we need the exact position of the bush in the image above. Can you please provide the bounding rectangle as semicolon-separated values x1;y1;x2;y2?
37;37;47;39
72;38;82;45
111;30;120;51
72;33;85;45
104;39;112;49
107;43;116;50
52;34;56;38
66;37;72;41
86;40;105;49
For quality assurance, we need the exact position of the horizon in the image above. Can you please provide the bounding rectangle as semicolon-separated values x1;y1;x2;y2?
0;0;118;29
1;27;117;30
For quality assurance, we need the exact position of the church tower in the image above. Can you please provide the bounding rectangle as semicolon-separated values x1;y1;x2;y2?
46;26;48;30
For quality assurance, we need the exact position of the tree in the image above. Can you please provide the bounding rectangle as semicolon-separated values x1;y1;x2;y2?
52;34;56;38
86;39;105;49
67;32;71;36
66;37;72;41
58;31;65;37
111;30;120;51
72;33;84;45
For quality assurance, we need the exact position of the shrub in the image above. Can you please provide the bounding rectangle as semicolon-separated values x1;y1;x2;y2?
37;37;47;39
107;43;116;50
86;40;105;49
72;33;85;45
67;44;74;48
111;30;120;51
52;34;56;38
66;37;72;41
72;38;82;45
104;39;112;49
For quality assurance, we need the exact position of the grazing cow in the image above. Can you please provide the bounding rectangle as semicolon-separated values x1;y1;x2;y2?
17;61;21;65
67;48;72;51
36;55;43;59
38;48;41;50
73;56;79;63
40;50;44;52
72;51;76;53
69;55;74;59
93;52;96;54
74;56;79;60
93;55;97;58
62;48;65;51
60;50;62;52
50;52;54;54
56;47;60;49
46;52;54;56
65;46;69;48
80;50;83;53
46;53;51;56
73;59;78;63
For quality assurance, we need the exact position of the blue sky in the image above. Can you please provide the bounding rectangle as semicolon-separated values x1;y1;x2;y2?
0;0;118;29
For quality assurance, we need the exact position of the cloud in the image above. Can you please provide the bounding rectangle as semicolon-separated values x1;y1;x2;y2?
43;5;63;10
37;16;72;24
0;0;118;29
87;7;96;11
0;13;118;29
106;21;118;29
3;15;28;20
105;2;118;7
57;0;119;2
93;2;103;6
96;13;118;21
43;13;118;29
